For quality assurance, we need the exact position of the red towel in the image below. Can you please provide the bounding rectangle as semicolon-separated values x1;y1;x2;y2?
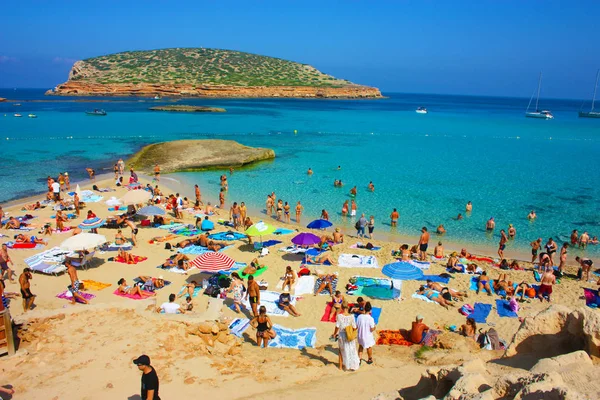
376;330;413;346
113;289;153;300
320;302;337;323
114;255;148;264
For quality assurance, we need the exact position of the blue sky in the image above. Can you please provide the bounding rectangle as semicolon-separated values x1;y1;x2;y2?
0;1;598;98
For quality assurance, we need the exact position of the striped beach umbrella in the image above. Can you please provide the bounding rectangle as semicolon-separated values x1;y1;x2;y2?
190;252;235;272
382;261;424;280
78;217;105;230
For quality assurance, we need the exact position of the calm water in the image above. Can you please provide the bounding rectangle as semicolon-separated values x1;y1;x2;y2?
1;89;599;255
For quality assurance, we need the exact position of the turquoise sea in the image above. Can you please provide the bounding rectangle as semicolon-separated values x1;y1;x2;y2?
1;89;599;256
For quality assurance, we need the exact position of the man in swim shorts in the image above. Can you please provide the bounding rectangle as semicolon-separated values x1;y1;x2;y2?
538;267;555;302
19;268;35;312
418;227;429;261
66;261;88;305
390;208;399;227
498;230;508;259
530;238;542;263
246;276;260;317
153;163;160;182
230;202;241;230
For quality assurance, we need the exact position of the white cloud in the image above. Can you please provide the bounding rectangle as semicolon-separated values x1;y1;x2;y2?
0;55;18;63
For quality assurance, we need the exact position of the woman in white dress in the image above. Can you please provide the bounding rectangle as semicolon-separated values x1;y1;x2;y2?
333;301;360;371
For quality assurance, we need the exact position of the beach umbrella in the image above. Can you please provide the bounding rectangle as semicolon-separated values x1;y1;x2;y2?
60;233;107;251
78;217;105;230
307;219;333;230
245;221;276;237
136;205;166;216
120;189;151;205
105;197;122;207
382;261;424;280
75;184;82;198
291;232;321;246
190;252;235;272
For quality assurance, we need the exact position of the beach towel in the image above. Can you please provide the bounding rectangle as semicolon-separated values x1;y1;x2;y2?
101;242;133;251
229;318;251;337
274;228;295;235
350;243;381;251
208;231;247;241
351;277;401;300
178;245;233;255
240;291;296;317
430;255;447;262
376;330;413;346
294;275;315;296
320;302;337;322
417;275;450;284
412;293;437;304
354;306;382;324
268;325;317;349
81;280;112;291
113;288;153;300
133;278;172;291
278;245;308;254
217;219;235;227
157;223;184;230
495;299;518;318
468;303;493;323
238;266;269;280
468;256;495;263
314;276;338;295
114;255;147;264
583;288;600;308
178;286;202;298
157;265;199;275
410;260;431;270
338;254;378;268
5;242;42;250
422;329;441;347
261;240;282;248
56;290;95;303
302;256;331;265
469;276;495;293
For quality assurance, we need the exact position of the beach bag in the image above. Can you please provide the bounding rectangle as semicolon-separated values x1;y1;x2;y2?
365;242;374;250
298;268;311;277
355;221;361;230
204;286;220;298
526;288;536;298
345;325;357;341
459;304;474;316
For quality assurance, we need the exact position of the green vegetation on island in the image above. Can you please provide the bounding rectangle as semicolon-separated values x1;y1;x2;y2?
71;48;356;88
148;105;226;113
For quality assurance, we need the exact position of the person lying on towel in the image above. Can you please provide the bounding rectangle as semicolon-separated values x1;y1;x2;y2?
305;252;335;265
243;258;265;276
14;233;47;245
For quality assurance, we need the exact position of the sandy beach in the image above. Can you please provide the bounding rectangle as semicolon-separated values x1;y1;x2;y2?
1;173;598;400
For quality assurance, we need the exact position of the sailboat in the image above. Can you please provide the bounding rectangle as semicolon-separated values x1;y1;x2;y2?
579;70;600;118
525;72;553;119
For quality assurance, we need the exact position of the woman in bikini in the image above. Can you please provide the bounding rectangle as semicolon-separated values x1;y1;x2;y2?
416;286;453;309
283;202;291;223
460;317;477;340
282;266;296;292
315;273;337;295
477;271;493;295
276;200;283;221
329;290;344;321
117;278;153;297
250;305;276;348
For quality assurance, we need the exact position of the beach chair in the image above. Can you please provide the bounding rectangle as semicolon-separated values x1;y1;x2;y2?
70;251;96;271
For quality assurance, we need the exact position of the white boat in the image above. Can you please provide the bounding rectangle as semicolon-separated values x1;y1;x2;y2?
28;114;37;118
14;103;21;106
525;72;553;119
416;107;428;114
13;113;22;117
154;95;161;100
579;69;600;119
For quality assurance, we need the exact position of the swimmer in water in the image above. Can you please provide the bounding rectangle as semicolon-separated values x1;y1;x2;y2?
436;224;446;234
350;186;357;196
456;213;463;220
466;201;472;212
486;217;495;231
337;165;341;170
368;181;374;192
527;210;536;220
307;168;313;175
508;224;516;239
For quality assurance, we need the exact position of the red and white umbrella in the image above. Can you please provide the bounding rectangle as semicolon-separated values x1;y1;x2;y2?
190;252;235;272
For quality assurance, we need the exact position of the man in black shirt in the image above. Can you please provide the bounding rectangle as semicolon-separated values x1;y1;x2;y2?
133;354;160;400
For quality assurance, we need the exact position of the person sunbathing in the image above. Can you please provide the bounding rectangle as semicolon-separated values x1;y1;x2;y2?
278;291;301;317
21;201;42;211
460;248;471;258
137;276;166;290
305;252;335;265
514;281;532;302
178;280;199;298
493;273;514;297
319;235;333;250
476;271;493;295
5;217;29;229
162;254;190;268
14;234;47;245
153;215;173;226
115;230;126;245
243;258;265;276
426;280;467;299
118;248;134;264
333;228;344;244
314;273;337;295
149;234;178;243
329;290;344;320
416;286;453;309
282;266;296;292
446;252;461;271
207;240;225;251
117;278;154;297
175;238;194;249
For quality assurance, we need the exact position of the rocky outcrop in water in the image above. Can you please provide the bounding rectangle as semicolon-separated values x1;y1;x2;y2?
149;105;226;112
128;139;275;173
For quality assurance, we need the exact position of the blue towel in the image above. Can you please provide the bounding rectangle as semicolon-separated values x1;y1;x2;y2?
495;299;518;318
261;239;282;248
274;228;295;235
208;232;246;241
418;275;450;284
268;325;317;349
353;307;382;324
469;303;492;323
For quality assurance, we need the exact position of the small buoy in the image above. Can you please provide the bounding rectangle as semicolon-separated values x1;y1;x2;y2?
294;129;297;135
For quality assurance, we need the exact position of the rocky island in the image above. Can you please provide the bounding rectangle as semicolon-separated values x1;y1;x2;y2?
128;139;275;173
149;105;226;113
46;48;382;99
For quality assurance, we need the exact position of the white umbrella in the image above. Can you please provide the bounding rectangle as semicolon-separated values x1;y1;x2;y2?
75;184;81;197
120;189;151;205
105;196;122;207
60;233;107;251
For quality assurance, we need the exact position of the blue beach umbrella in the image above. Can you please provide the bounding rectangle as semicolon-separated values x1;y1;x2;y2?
136;205;166;216
291;232;321;246
78;217;105;230
307;219;333;230
382;262;424;280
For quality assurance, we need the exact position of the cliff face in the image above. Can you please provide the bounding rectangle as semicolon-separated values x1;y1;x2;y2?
47;82;381;99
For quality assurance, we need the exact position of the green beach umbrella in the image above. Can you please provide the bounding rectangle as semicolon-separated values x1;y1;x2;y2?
245;221;276;237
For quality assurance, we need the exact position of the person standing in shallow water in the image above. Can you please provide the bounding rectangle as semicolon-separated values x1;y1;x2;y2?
418;227;429;261
498;230;508;259
295;201;303;223
390;208;399;227
466;201;472;212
